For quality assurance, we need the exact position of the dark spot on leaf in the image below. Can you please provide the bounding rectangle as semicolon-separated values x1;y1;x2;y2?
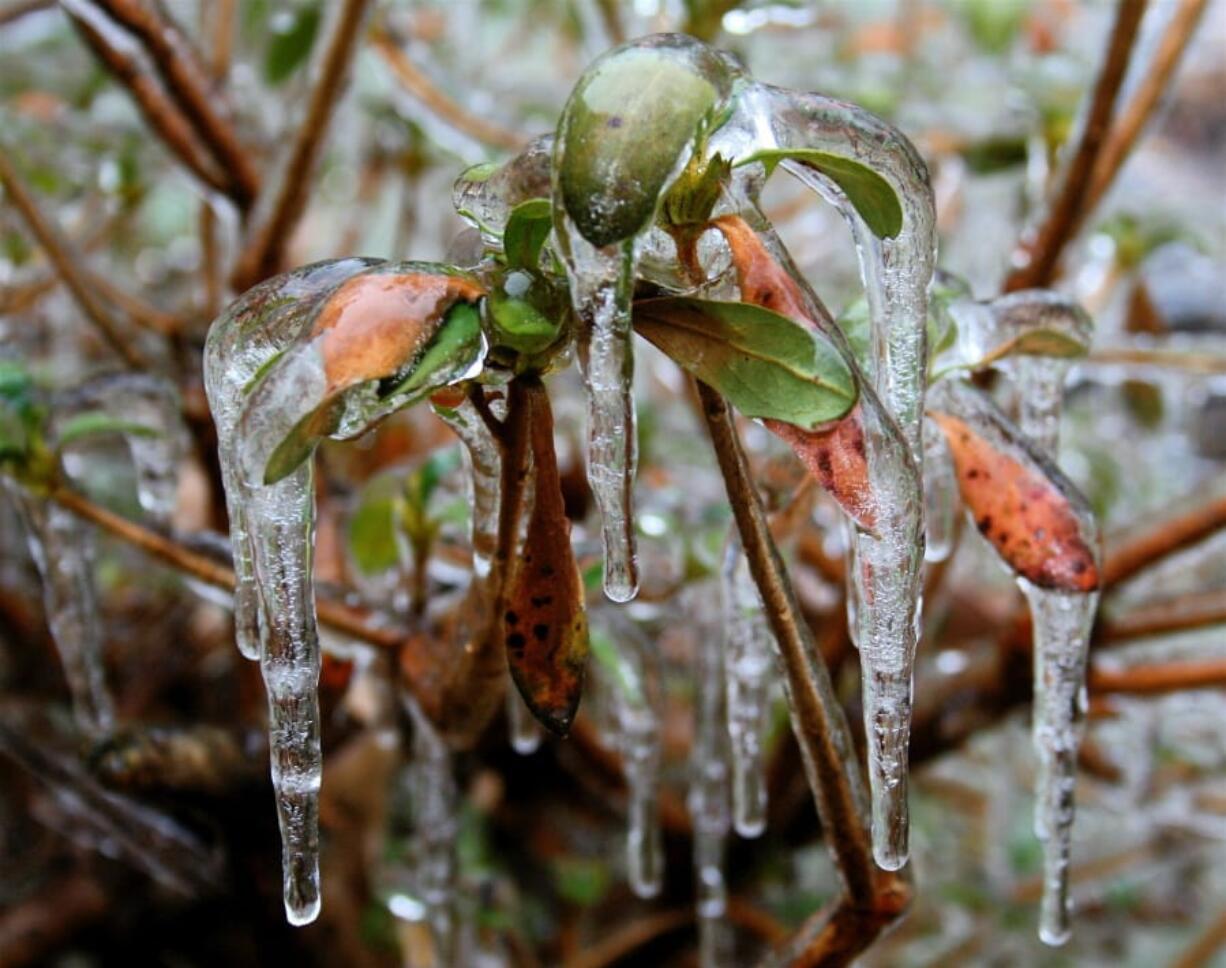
531;595;553;607
607;116;623;129
507;632;526;652
533;624;549;642
505;610;519;626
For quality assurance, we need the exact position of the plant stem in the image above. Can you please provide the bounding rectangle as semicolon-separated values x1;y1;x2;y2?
231;0;374;290
89;0;259;206
1004;0;1147;291
697;381;876;906
49;484;402;649
1084;0;1210;218
369;24;525;152
1089;657;1226;696
1102;493;1226;589
0;147;144;368
1097;588;1226;645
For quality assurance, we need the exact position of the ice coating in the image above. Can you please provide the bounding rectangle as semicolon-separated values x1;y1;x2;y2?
1024;581;1099;946
720;531;774;837
552;34;738;603
927;377;1101;944
432;394;502;581
506;683;543;755
3;482;113;736
595;619;663;898
687;590;733;967
922;416;957;563
453;135;554;243
383;697;458;959
204;257;382;660
55;373;187;524
735;83;937;457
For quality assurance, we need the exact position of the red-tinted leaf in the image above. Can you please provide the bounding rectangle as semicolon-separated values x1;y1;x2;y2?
500;382;588;735
930;411;1099;592
710;214;875;530
311;272;485;394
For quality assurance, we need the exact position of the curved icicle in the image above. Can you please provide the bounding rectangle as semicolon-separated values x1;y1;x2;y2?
4;482;113;736
720;530;774;838
204;258;382;661
431;394;502;582
922;416;958;563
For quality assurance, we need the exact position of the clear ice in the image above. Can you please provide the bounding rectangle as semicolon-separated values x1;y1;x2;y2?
721;531;775;838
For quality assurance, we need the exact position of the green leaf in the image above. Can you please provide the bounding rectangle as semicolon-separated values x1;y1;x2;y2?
488;292;562;357
264;3;321;85
634;297;858;428
347;491;403;576
56;411;159;448
382;302;484;400
556;38;731;247
502;198;552;271
734;148;903;240
835;297;873;373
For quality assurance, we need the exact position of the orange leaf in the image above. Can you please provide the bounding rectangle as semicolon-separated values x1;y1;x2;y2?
500;382;588;735
930;411;1099;592
710;214;875;530
311;271;485;394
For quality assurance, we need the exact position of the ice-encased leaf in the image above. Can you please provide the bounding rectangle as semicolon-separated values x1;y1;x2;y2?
633;297;857;429
941;289;1093;373
554;34;735;248
453;136;554;240
927;380;1100;592
236;265;486;486
500;382;589;735
502;198;553;271
735;147;903;239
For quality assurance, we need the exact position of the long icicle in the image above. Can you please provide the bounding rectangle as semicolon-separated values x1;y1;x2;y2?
687;587;733;967
720;529;775;838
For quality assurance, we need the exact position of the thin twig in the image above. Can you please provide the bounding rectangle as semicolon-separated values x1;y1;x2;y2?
1084;0;1210;218
88;0;259;205
0;146;143;367
1087;346;1226;375
1102;493;1226;589
231;0;374;291
370;24;526;152
50;484;403;649
198;0;236;319
1097;588;1226;644
64;7;232;198
1004;0;1148;291
1090;657;1226;696
0;0;52;27
86;268;182;335
562;908;692;968
1171;903;1226;968
698;381;878;907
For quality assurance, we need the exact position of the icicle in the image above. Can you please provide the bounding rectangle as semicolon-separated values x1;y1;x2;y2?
553;35;739;603
593;620;663;899
506;685;543;755
922;416;958;563
720;530;774;838
452;136;554;245
560;237;640;602
1022;582;1098;947
55;374;187;525
432;394;501;581
687;589;733;967
3;482;113;736
204;258;381;661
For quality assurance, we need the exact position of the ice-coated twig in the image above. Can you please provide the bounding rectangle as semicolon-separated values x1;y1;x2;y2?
720;530;775;838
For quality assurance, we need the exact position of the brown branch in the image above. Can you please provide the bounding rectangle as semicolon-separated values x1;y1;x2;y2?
562;908;692;968
1102;494;1226;589
0;146;143;367
1084;0;1210;217
198;0;236;320
1172;903;1226;968
88;0;259;206
0;0;52;27
1089;657;1226;696
86;269;182;335
1097;589;1226;644
1087;346;1226;375
0;872;108;968
369;24;527;152
1004;0;1147;291
231;0;374;291
65;8;232;199
698;382;880;909
49;484;403;650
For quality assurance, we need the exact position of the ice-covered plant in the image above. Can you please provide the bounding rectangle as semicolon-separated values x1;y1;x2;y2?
204;32;1101;954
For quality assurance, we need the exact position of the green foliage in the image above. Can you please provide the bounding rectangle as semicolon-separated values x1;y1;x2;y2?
735;148;904;240
264;3;322;85
635;297;858;429
502;198;553;271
